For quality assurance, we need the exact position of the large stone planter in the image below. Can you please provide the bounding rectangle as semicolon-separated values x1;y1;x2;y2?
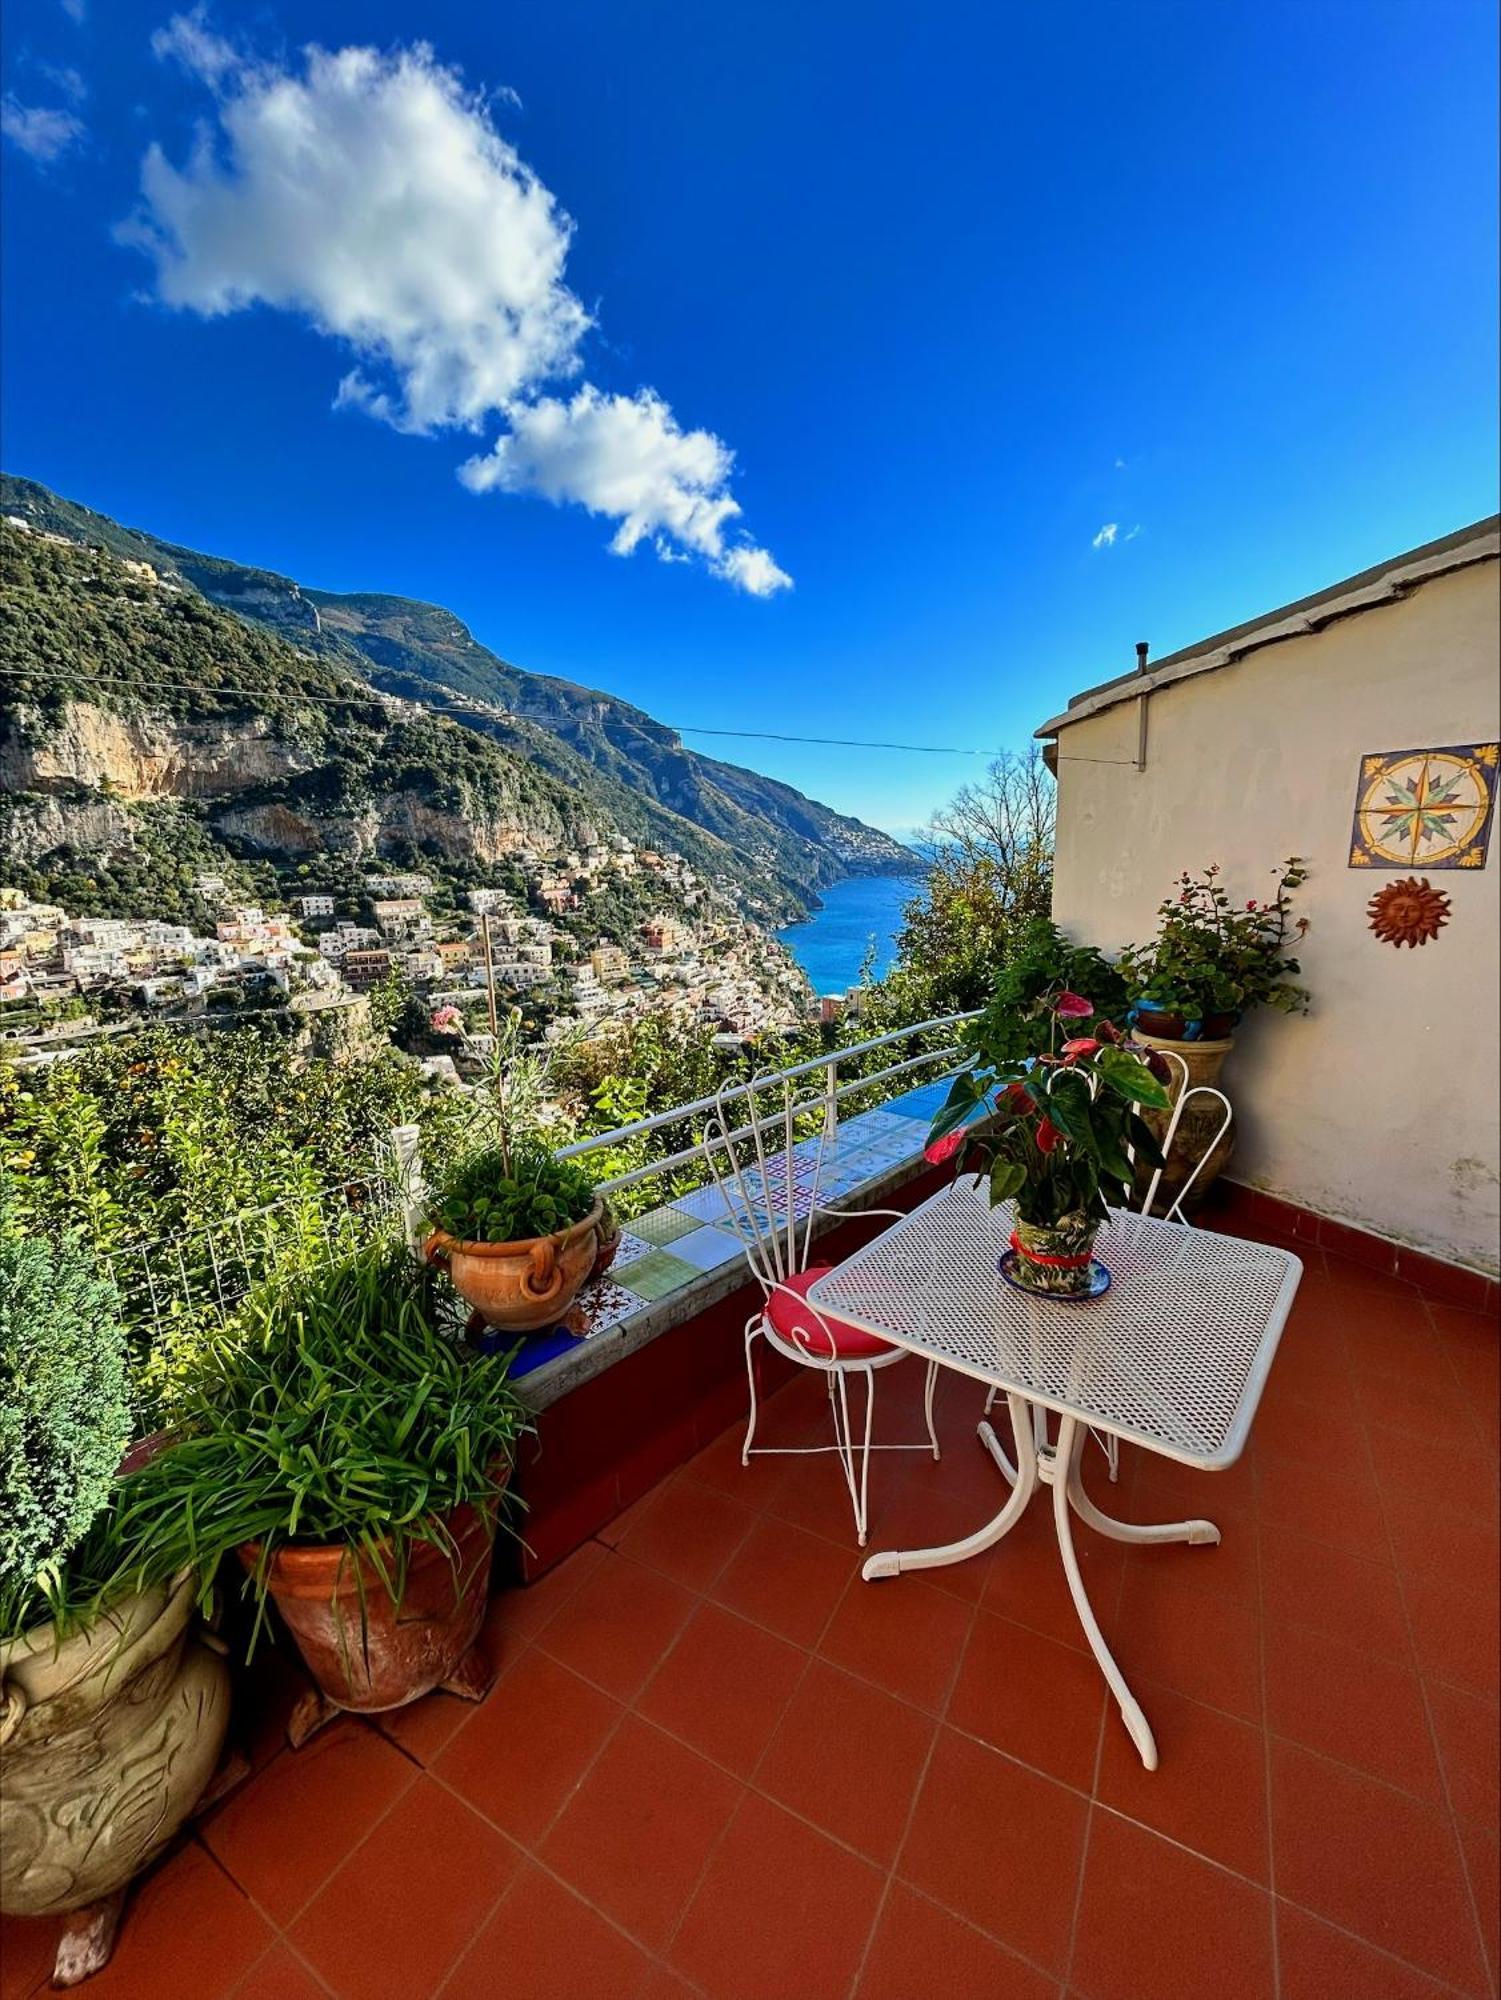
0;1571;231;1977
1132;1032;1236;1213
426;1200;603;1332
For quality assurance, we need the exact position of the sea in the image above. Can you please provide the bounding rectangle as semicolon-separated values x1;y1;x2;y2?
776;874;920;995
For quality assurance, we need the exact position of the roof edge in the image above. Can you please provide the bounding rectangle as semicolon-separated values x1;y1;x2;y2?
1035;515;1501;737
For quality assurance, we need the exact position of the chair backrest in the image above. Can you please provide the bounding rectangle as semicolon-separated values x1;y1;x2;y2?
1038;1047;1232;1224
703;1070;829;1297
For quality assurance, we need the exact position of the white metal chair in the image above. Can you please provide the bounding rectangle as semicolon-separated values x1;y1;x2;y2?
984;1048;1233;1483
703;1072;941;1547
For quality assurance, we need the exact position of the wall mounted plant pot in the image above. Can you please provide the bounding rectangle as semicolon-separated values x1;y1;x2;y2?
0;1571;232;1983
426;1200;603;1332
1131;1003;1188;1040
238;1471;508;1746
1131;1031;1236;1214
1009;1215;1102;1297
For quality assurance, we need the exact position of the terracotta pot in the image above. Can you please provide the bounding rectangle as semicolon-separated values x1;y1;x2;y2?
1010;1215;1102;1297
1196;1010;1241;1041
589;1207;622;1284
0;1572;231;1920
426;1199;603;1332
238;1472;506;1716
1132;1032;1236;1214
1132;1002;1188;1040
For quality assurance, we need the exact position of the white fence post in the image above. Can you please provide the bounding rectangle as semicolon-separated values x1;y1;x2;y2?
387;1123;427;1252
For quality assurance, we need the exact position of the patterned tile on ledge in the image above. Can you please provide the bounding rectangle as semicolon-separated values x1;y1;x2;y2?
629;1206;700;1247
609;1230;654;1271
670;1182;734;1224
884;1080;952;1121
668;1225;747;1273
560;1279;641;1338
617;1248;700;1302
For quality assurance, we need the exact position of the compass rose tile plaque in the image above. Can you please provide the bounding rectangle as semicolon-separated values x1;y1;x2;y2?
1348;742;1498;869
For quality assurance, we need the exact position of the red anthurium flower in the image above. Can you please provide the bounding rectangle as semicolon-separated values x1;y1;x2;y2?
999;1081;1034;1114
923;1129;965;1165
1053;992;1093;1019
1061;1036;1101;1059
1036;1118;1062;1153
1096;1019;1123;1043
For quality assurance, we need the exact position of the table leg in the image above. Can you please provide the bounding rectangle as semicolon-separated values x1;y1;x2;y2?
1052;1417;1159;1770
861;1392;1038;1581
1068;1460;1220;1548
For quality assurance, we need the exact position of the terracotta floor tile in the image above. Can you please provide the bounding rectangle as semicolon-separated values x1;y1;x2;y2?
200;1720;415;1924
683;1420;763;1502
537;1549;695;1700
947;1610;1105;1792
817;1565;975;1714
670;1792;885;2000
1268;1739;1488;1992
1095;1684;1270;1882
439;1862;654;2000
861;1475;1003;1604
1121;1510;1260;1608
1110;1566;1263;1721
0;1915;53;2000
637;1600;805;1777
1401;1568;1501;1701
433;1648;622;1844
1258;1524;1412;1661
539;1716;742;1949
291;1776;519;2000
371;1683;476;1767
898;1727;1088;1974
74;1842;273;2000
1275;1903;1462;2000
710;1516;856;1648
615;1473;758;1592
854;1882;1059;2000
229;1944;331;1999
1070;1812;1273;2000
1263;1622;1444;1803
980;1504;1125;1652
491;1538;608;1645
1423;1678;1500;1828
1456;1817;1499;1988
755;1658;936;1865
1253;1452;1391;1560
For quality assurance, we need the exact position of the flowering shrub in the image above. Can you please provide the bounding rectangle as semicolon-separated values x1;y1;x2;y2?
926;995;1172;1229
1118;859;1310;1022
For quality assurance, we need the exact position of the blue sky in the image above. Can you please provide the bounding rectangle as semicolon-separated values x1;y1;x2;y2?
3;1;1497;838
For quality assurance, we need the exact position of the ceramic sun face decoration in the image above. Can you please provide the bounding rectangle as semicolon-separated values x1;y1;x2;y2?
1366;876;1452;948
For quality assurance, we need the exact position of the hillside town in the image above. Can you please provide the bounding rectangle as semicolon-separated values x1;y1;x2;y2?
0;830;820;1067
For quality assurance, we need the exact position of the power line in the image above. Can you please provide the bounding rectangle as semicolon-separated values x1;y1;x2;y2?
4;664;1006;758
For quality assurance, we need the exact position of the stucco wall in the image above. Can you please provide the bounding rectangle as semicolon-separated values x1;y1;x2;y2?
1048;557;1500;1272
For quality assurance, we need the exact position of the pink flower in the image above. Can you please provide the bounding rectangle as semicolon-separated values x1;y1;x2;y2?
1053;991;1093;1020
1061;1036;1101;1059
430;1005;462;1033
924;1129;965;1166
1246;899;1258;911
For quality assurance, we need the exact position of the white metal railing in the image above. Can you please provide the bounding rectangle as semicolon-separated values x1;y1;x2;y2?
556;1010;981;1195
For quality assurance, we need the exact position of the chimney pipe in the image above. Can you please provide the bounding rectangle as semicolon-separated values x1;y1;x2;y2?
1135;641;1150;674
1134;643;1150;770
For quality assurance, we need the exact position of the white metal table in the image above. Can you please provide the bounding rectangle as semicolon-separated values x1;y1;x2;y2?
806;1176;1302;1768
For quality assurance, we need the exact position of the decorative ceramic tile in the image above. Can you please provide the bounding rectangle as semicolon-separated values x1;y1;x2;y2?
608;1231;653;1271
618;1248;699;1302
666;1225;746;1273
1349;743;1498;869
884;1081;953;1121
629;1206;700;1246
560;1280;641;1338
670;1182;734;1223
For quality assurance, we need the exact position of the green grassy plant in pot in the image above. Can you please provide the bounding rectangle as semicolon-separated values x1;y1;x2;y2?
0;1235;232;1987
108;1240;530;1748
926;997;1173;1297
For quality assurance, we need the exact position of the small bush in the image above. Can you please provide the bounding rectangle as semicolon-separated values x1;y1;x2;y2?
0;1235;131;1634
429;1143;596;1244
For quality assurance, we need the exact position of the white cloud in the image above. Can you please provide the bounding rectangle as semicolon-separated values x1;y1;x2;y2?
1124;523;1143;542
122;19;789;592
40;64;88;104
59;0;86;21
1092;522;1119;549
1;95;85;160
460;389;789;595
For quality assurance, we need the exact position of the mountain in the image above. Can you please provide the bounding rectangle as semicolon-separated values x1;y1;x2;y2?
0;476;915;915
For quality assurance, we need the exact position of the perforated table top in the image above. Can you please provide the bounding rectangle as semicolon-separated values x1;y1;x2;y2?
806;1177;1302;1469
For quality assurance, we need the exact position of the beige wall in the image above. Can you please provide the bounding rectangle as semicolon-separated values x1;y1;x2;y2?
1049;559;1500;1272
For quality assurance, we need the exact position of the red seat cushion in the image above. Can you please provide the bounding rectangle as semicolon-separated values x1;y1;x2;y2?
765;1267;896;1361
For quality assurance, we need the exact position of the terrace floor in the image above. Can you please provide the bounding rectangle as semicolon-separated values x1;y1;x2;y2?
3;1234;1497;2000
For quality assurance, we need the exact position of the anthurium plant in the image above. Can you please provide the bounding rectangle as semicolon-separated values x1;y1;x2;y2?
925;995;1174;1233
1118;859;1310;1022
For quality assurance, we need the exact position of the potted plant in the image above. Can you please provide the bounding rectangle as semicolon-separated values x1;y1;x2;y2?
0;1235;232;1987
1118;859;1310;1043
925;996;1172;1296
424;1005;603;1331
108;1240;530;1748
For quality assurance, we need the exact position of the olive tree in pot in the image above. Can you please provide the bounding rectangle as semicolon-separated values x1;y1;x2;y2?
0;1235;232;1987
424;1008;601;1331
109;1240;530;1749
